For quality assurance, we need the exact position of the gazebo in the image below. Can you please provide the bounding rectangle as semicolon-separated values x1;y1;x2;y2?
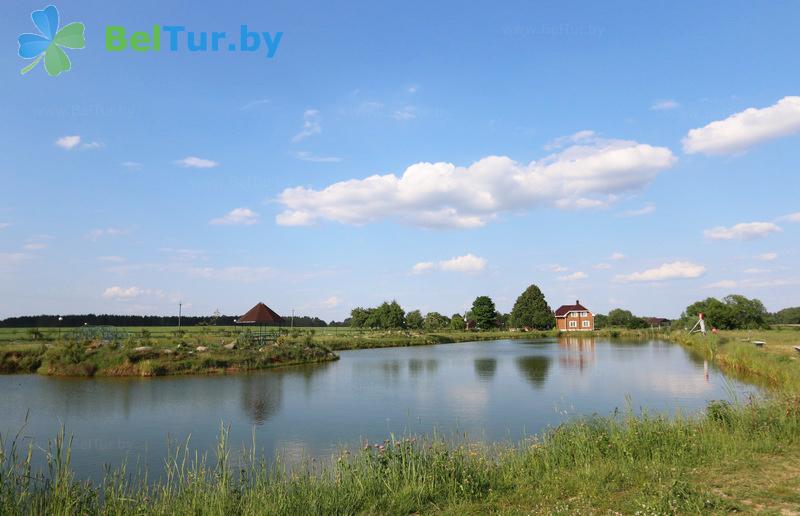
235;302;286;342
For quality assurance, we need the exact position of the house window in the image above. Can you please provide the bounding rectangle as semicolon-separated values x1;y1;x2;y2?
582;320;591;328
569;321;577;328
570;312;577;317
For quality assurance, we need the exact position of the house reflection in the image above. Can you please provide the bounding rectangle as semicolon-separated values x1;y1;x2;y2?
557;336;596;373
515;355;551;389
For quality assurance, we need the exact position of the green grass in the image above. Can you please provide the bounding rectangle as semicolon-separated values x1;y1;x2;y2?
2;395;799;514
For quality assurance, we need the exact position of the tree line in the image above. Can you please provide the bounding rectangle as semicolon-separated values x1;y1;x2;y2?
0;314;330;328
347;285;558;331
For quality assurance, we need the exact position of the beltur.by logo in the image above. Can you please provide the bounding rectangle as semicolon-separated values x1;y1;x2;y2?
105;25;283;58
18;5;86;77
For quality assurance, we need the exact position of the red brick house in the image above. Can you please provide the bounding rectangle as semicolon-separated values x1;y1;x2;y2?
555;300;594;331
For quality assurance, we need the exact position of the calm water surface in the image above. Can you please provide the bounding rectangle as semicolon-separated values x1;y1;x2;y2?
0;338;760;480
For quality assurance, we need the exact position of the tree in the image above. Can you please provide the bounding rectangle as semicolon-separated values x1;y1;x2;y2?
606;308;648;329
375;300;406;329
594;313;608;329
509;284;555;330
450;313;465;330
405;310;424;330
471;296;498;330
774;306;800;324
424;312;450;331
349;307;374;328
724;295;768;329
682;295;768;330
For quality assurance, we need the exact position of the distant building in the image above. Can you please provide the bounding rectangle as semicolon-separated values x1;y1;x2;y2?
555;300;594;331
646;317;671;328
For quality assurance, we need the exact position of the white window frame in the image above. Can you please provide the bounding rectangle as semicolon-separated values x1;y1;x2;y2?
569;320;577;328
582;320;591;328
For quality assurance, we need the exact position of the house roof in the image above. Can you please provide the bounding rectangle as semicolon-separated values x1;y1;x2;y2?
236;302;285;325
555;300;589;317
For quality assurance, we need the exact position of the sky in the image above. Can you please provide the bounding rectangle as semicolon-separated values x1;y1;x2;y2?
1;0;799;321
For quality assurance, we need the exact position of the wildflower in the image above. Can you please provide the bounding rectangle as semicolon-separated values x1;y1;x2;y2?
18;5;85;76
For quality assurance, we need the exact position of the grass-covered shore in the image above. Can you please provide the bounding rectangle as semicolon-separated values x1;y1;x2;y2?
1;328;799;513
0;327;550;377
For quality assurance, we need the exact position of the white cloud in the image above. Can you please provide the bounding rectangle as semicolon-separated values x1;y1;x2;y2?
102;286;147;299
610;252;626;260
544;130;597;151
55;135;81;150
393;106;417;120
650;99;680;111
407;85;418;94
743;268;769;274
558;271;588;281
440;254;487;272
81;141;103;150
175;156;219;169
121;161;142;169
276;137;676;228
86;227;128;241
291;109;321;143
411;253;487;274
616;261;706;283
683;96;800;155
777;212;800;223
0;223;11;230
210;208;259;226
621;204;655;217
756;252;778;261
411;262;436;274
294;151;342;163
23;242;47;251
593;263;612;270
549;264;569;273
703;222;782;240
705;280;737;289
98;256;125;263
323;296;342;308
188;266;274;283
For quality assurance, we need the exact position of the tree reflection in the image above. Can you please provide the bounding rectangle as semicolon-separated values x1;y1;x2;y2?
474;358;497;381
515;355;551;389
239;373;283;425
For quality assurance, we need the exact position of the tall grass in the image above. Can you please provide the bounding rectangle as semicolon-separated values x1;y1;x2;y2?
1;396;799;514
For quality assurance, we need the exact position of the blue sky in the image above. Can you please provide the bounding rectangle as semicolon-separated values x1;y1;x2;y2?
1;0;799;320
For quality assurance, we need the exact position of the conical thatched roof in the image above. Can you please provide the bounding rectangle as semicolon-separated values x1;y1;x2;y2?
236;302;285;325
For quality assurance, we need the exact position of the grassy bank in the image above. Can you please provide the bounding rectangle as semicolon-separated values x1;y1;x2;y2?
1;393;798;513
0;337;338;377
0;327;547;377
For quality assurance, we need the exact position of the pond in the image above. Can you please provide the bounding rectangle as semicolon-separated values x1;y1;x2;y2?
0;337;760;481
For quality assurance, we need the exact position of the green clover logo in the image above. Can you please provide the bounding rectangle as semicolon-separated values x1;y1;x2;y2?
18;5;85;77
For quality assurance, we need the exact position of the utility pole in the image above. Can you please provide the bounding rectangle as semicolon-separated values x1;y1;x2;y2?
178;302;182;329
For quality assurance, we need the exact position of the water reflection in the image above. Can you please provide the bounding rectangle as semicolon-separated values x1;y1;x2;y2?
557;337;596;373
408;359;438;378
240;374;283;425
515;355;551;389
473;358;497;381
